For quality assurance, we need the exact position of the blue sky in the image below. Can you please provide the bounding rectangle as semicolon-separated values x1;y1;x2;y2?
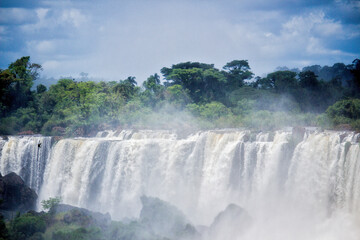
0;0;359;84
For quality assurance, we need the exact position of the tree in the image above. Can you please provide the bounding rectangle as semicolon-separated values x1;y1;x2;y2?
142;73;164;97
0;57;42;115
36;84;47;94
347;58;360;97
164;84;191;107
161;62;214;79
0;69;17;116
114;76;139;101
298;71;319;91
41;196;61;211
257;71;298;93
222;60;253;88
142;73;164;107
326;99;360;121
8;56;42;88
161;62;226;103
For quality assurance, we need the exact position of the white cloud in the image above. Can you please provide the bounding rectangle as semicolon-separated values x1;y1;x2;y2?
40;5;355;81
42;60;60;71
36;8;49;20
35;40;56;53
1;0;359;81
60;9;86;28
283;11;343;37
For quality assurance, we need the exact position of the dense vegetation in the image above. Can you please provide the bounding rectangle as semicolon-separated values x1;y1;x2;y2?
1;56;359;136
0;196;200;240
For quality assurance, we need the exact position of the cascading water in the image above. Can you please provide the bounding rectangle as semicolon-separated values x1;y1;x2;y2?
0;135;51;192
0;129;359;239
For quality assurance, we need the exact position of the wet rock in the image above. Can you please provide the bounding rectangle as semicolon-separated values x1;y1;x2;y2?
0;172;38;218
139;196;199;239
52;204;111;229
292;126;305;145
207;204;251;239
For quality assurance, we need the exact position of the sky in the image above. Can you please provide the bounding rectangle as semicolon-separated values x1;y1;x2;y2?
0;0;359;85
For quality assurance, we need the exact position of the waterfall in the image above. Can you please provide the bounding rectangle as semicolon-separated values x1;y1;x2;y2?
0;135;52;192
0;129;359;237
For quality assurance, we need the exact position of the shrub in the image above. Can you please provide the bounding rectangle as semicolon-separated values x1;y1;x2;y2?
10;214;46;240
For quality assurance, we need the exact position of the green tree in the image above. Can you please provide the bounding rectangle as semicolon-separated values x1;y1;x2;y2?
164;84;191;107
257;71;298;93
0;57;42;116
36;84;47;94
142;73;165;107
41;197;61;211
161;62;226;103
0;69;17;116
298;71;320;91
347;58;360;97
326;99;360;123
8;56;42;109
114;76;139;101
222;60;253;89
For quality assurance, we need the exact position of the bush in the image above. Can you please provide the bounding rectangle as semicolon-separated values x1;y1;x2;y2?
327;99;360;120
52;227;103;240
41;197;61;212
0;215;9;240
10;214;46;240
326;99;360;130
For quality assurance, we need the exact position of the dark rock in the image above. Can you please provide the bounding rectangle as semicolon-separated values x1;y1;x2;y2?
27;210;45;217
0;172;37;218
139;195;199;239
242;133;250;142
100;131;109;138
339;133;348;142
207;203;251;239
52;204;111;229
0;136;8;141
292;126;305;145
179;224;201;239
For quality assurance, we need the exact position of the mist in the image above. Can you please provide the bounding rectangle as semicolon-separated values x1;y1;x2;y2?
1;129;360;239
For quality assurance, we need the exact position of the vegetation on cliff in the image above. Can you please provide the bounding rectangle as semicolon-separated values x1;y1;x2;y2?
1;57;359;136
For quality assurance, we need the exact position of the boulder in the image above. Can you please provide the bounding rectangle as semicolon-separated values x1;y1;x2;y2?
292;126;305;145
139;195;199;239
0;172;37;218
52;204;111;229
207;203;251;239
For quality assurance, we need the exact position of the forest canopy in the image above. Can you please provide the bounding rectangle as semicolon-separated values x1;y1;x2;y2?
1;56;359;136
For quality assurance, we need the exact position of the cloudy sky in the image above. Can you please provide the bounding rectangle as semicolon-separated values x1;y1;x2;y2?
0;0;359;84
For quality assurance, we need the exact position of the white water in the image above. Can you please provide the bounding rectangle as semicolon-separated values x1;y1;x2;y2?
1;129;360;239
0;135;51;192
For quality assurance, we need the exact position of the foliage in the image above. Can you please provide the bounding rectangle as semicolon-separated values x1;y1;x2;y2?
10;213;46;240
52;227;103;240
41;197;61;211
186;101;232;120
0;215;9;240
164;84;191;107
326;99;360;130
1;56;360;135
223;60;253;89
